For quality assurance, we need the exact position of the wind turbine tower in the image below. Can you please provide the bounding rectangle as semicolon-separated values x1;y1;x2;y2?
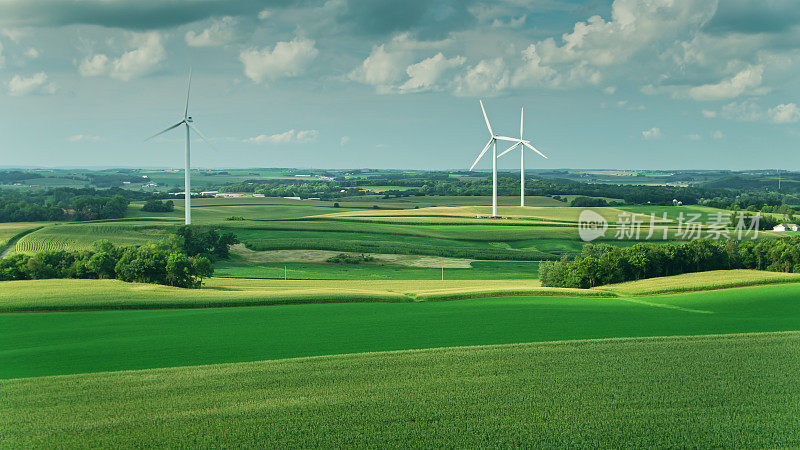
497;107;548;207
469;101;527;217
146;70;217;225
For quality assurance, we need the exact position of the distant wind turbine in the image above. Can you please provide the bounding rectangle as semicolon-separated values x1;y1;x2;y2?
497;107;548;207
145;69;217;225
469;100;525;217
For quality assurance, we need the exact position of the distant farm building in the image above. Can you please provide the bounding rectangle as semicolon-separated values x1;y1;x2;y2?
773;223;799;232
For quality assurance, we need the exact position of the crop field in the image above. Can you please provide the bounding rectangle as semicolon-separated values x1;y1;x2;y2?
0;222;44;249
214;260;541;280
12;223;170;254
3;332;797;447
2;276;800;378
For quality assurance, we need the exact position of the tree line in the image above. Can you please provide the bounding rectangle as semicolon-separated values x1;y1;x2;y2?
540;237;800;289
0;187;157;222
0;226;238;288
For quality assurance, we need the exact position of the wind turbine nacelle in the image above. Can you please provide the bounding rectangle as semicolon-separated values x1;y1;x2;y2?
186;117;194;122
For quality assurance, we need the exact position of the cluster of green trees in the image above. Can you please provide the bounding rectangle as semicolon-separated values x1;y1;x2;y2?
0;187;156;222
325;253;375;264
0;227;239;288
540;238;800;289
0;240;211;288
141;199;174;212
570;196;619;207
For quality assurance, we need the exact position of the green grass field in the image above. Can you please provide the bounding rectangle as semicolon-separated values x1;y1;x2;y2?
214;260;541;280
2;278;800;379
3;332;797;448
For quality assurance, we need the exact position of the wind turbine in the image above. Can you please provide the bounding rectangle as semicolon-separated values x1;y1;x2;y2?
497;107;548;207
469;100;524;217
145;69;216;225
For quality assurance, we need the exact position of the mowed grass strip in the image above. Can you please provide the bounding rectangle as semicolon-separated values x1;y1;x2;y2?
2;282;800;378
2;332;799;448
214;260;541;280
600;269;800;295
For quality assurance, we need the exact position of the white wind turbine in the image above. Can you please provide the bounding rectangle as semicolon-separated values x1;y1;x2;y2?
497;107;548;207
469;100;530;217
145;69;217;225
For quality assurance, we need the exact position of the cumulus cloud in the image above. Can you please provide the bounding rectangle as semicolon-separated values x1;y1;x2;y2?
712;130;724;139
453;58;509;97
348;44;407;92
257;9;271;20
399;53;465;93
687;65;764;101
78;32;165;81
511;0;716;89
768;103;800;123
24;48;39;59
185;16;238;47
244;129;319;144
7;72;56;96
239;37;318;84
706;101;800;124
642;127;662;140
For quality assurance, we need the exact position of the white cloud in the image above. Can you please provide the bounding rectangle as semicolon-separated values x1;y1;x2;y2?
768;103;800;124
701;110;717;118
687;133;701;141
295;129;319;143
511;44;557;88
399;53;465;93
712;130;724;139
7;72;56;96
348;34;455;93
453;58;509;97
348;44;407;92
24;47;39;59
604;86;617;95
185;16;238;47
68;134;103;142
0;40;4;68
239;37;318;84
340;136;350;146
244;129;319;144
78;32;165;81
258;9;271;20
642;127;662;140
687;65;764;101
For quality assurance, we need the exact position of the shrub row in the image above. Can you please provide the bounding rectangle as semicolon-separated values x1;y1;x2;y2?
540;237;800;289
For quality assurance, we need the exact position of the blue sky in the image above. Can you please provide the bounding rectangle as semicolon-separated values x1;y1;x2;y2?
0;0;798;170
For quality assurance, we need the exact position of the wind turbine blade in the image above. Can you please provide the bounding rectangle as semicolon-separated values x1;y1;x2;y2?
144;121;184;141
184;68;192;119
469;138;493;171
187;122;217;151
498;143;519;158
479;100;493;136
520;107;524;139
495;135;522;143
523;141;548;159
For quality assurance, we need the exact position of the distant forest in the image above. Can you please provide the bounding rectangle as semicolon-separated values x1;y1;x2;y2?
0;187;157;222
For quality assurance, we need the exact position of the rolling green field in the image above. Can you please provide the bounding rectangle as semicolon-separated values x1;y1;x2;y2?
215;260;541;280
4;332;798;448
2;278;800;379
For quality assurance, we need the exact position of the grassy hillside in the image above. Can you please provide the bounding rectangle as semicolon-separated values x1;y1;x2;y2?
3;332;798;447
2;279;800;378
